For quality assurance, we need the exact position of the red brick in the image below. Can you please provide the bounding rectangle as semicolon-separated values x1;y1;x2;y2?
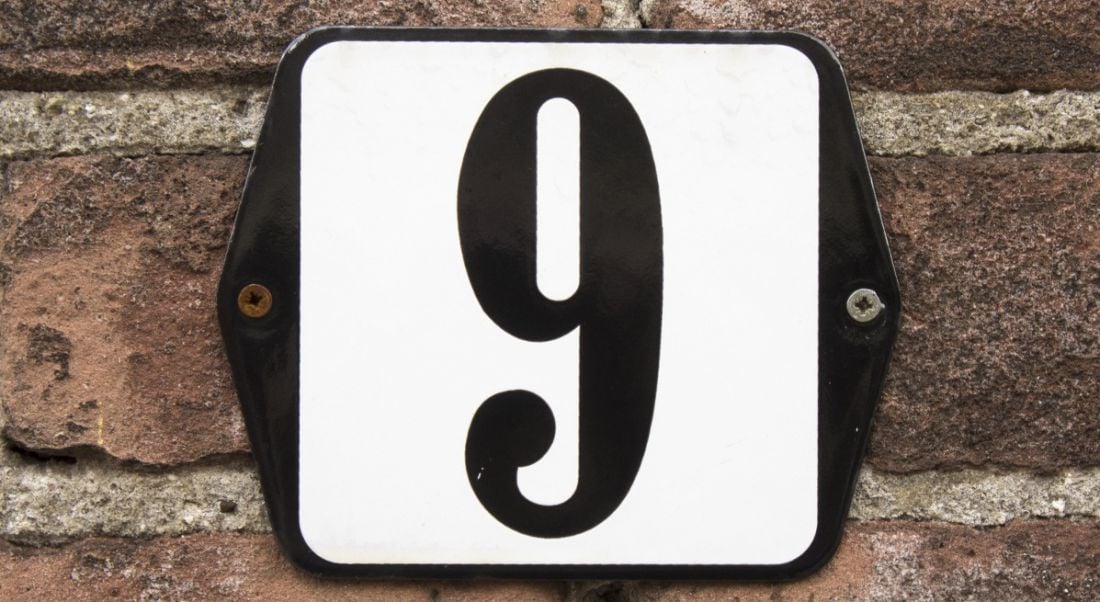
0;156;249;464
869;154;1100;471
637;521;1100;600
642;0;1100;92
1;522;1098;600
0;534;564;601
3;154;1098;468
0;49;273;91
0;0;601;90
4;2;1098;92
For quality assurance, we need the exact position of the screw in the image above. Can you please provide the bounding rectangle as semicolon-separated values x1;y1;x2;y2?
846;288;884;323
237;283;272;318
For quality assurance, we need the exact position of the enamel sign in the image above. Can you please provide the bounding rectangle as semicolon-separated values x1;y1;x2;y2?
218;28;899;579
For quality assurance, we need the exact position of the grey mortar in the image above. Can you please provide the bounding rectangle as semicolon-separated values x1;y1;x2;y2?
600;0;643;28
2;88;1099;160
3;430;1099;544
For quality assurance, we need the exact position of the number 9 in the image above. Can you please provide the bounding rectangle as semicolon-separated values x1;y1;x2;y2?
458;68;663;538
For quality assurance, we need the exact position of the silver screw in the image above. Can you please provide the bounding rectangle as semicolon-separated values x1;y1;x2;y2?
846;288;884;323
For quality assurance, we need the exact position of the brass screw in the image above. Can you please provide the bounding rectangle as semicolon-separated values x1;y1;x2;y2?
237;283;272;318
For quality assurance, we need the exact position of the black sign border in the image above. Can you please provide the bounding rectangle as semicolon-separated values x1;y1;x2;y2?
217;27;900;580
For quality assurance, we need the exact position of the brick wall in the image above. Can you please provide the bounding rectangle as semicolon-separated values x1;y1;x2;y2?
1;2;1098;599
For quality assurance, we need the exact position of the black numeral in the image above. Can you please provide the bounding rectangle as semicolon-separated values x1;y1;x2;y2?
458;69;663;538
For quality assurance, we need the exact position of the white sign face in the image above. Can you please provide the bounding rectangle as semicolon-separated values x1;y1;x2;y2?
298;39;818;566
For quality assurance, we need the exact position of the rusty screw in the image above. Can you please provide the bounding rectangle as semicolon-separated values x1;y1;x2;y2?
846;288;884;323
237;283;272;318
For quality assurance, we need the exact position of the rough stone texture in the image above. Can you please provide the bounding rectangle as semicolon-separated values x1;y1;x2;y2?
0;0;603;90
1;523;1098;600
0;88;266;160
600;0;641;28
0;450;266;546
6;88;1100;160
5;431;1100;543
856;90;1100;157
871;154;1100;471
639;0;1100;92
0;155;249;464
850;467;1100;525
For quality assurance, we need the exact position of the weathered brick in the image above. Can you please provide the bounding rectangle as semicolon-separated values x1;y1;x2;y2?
0;155;249;464
0;534;565;601
871;154;1100;471
5;1;1100;92
0;0;602;90
0;0;602;46
3;154;1098;468
12;34;799;90
0;49;273;92
1;523;1097;600
627;521;1100;601
640;0;1100;92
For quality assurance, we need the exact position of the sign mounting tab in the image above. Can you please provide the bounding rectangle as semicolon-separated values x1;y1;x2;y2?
217;27;899;580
